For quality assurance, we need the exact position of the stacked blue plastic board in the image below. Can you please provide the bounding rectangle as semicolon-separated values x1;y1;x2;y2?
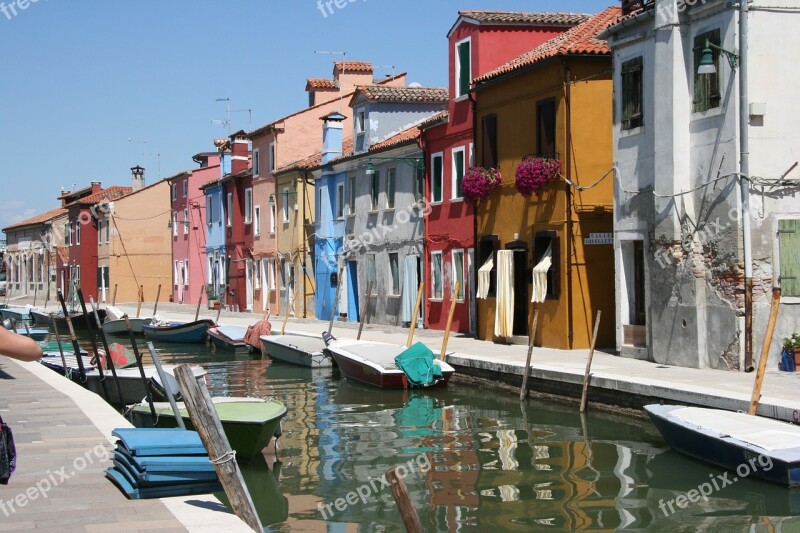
105;428;223;499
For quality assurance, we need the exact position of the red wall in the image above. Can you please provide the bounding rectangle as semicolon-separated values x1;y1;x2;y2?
67;204;99;303
224;173;254;312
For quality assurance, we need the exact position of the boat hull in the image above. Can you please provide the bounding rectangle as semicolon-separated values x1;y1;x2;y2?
31;309;107;331
0;306;32;321
102;318;152;336
260;334;332;368
208;327;252;355
326;340;454;389
130;398;287;463
85;366;207;405
646;404;800;487
20;329;49;341
143;320;214;343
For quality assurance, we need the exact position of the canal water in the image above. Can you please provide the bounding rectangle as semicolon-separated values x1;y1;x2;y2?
48;335;800;532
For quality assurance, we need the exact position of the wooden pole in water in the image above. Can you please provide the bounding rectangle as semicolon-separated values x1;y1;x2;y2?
519;309;540;401
49;315;68;375
33;280;38;308
439;281;460;361
57;289;87;383
749;287;781;415
580;311;602;413
386;466;423;533
146;342;185;429
135;285;143;318
327;264;345;335
196;284;205;322
152;284;162;317
112;284;118;307
173;364;263;532
406;282;424;348
215;285;226;325
76;289;114;404
357;281;374;341
280;291;299;336
124;315;157;423
87;295;124;406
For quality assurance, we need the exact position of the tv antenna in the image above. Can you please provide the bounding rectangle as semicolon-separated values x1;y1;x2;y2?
213;97;252;134
315;50;347;111
128;138;148;171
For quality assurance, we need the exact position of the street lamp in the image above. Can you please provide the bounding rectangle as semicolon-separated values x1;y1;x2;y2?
697;39;739;75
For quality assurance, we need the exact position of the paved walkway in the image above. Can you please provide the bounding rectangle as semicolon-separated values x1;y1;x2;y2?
0;354;249;532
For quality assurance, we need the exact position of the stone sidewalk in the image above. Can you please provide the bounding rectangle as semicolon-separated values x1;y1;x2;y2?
0;353;249;532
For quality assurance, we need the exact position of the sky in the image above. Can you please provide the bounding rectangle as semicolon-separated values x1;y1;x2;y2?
0;0;612;231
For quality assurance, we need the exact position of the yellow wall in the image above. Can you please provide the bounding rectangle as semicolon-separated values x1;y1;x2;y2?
475;58;615;349
108;181;172;304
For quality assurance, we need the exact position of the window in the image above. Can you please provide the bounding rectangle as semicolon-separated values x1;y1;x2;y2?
184;259;189;285
206;195;213;226
282;187;290;222
75;219;81;245
537;99;556;156
621;57;643;130
269;142;276;172
172;183;177;201
534;231;561;300
336;183;345;219
366;254;376;285
386;168;396;208
171;212;177;236
452;249;465;301
226;192;233;227
253;148;260;177
370;170;380;210
415;165;424;201
431;251;443;299
244;188;253;224
431;153;443;203
452;147;465;199
265;257;275;290
270;204;276;233
183;208;190;234
355;109;366;152
174;261;180;286
255;259;262;290
482;115;498;168
254;205;261;236
65;223;71;246
389;253;400;295
348;175;356;214
478;235;500;297
693;29;721;113
455;38;471;98
779;219;800;297
183;179;188;198
105;218;110;243
356;109;366;134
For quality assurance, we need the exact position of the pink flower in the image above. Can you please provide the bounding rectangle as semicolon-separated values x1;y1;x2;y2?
462;166;502;204
514;157;561;197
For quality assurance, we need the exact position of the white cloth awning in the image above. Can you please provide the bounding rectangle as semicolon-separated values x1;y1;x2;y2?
494;250;514;337
531;244;552;304
477;257;494;299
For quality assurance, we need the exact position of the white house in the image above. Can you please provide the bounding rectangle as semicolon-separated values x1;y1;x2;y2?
601;0;800;370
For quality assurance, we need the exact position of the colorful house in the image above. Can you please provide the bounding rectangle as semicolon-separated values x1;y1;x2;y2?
421;10;591;335
200;142;230;309
166;153;219;306
472;7;622;349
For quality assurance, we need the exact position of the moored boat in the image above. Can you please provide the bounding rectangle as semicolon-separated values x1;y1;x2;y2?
129;397;287;463
645;404;800;487
0;305;33;321
324;338;455;389
208;325;252;354
260;333;332;368
102;317;152;336
19;328;49;341
142;319;214;343
30;308;107;331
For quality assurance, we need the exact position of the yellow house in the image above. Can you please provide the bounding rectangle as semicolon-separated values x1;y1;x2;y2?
473;7;621;349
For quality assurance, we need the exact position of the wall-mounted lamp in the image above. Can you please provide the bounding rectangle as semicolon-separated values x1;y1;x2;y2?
365;162;376;176
698;39;739;75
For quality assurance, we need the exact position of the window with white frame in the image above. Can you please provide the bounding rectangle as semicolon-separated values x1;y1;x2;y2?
206;195;213;225
265;257;275;290
452;249;465;301
75;219;81;244
183;208;189;234
244;188;253;224
172;212;178;236
336;183;344;219
455;37;472;98
386;168;396;208
389;252;400;295
348;175;356;215
183;179;188;198
356;109;365;134
254;205;261;236
452;147;465;199
431;153;443;203
174;261;180;286
253;148;260;177
269;142;275;172
65;222;71;246
184;259;189;285
105;218;110;243
621;56;644;130
270;204;276;233
431;251;443;299
370;170;380;210
226;192;233;227
282;187;290;222
255;258;262;289
172;183;177;201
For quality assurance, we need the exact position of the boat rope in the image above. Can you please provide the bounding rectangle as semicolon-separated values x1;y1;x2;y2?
209;449;237;465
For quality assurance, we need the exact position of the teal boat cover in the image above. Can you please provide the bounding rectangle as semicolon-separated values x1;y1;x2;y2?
394;342;443;387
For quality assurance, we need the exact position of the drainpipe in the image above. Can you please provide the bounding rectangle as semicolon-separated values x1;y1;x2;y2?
564;61;574;349
739;0;753;371
469;90;479;338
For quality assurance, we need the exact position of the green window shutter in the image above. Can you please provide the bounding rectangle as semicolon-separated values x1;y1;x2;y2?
779;219;800;297
433;156;443;202
455;152;464;198
458;41;471;96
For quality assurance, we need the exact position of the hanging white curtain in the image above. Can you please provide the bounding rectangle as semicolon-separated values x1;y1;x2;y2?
477;257;494;299
494;250;514;337
531;244;552;304
400;255;418;324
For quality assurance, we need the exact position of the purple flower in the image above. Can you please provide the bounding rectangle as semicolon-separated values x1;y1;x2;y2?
462;166;502;204
514;157;561;197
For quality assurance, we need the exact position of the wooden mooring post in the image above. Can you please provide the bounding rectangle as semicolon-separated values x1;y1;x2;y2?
386;466;423;533
749;287;781;415
135;285;144;318
174;364;263;532
439;281;460;361
196;284;205;322
357;281;374;341
327;264;345;335
281;291;299;336
405;282;424;348
579;311;602;413
152;284;162;317
519;309;539;401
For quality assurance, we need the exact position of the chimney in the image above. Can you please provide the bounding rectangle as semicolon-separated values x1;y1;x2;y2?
321;112;346;164
214;138;231;177
131;166;145;192
91;181;102;194
230;131;250;175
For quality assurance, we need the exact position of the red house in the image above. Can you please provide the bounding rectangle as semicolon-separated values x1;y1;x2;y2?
421;10;589;334
61;183;131;303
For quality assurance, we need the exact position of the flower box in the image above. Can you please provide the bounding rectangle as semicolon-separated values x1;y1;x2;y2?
514;156;561;197
462;166;502;203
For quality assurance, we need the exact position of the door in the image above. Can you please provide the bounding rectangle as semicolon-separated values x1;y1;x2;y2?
246;259;254;312
508;245;529;337
347;260;359;322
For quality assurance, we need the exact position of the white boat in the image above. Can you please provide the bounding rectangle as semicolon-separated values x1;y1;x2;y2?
260;334;332;368
102;317;152;335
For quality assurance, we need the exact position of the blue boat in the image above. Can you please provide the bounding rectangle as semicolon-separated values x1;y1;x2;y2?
142;319;214;343
645;404;800;487
0;305;33;321
19;328;49;341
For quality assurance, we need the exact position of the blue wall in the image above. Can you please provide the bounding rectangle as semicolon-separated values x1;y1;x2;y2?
314;169;346;320
204;183;226;298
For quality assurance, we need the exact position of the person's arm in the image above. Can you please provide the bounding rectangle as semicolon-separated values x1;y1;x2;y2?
0;326;44;362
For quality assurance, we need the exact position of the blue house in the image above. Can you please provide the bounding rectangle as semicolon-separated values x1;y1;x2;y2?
201;141;231;303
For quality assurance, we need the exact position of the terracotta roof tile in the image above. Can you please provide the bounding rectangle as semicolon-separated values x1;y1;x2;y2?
369;126;421;152
334;61;373;73
3;206;67;232
350;85;448;105
306;78;338;90
276;138;355;174
475;7;622;84
75;186;133;205
418;110;449;130
458;10;591;26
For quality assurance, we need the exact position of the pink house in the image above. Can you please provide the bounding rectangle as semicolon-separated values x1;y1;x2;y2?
166;152;220;305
